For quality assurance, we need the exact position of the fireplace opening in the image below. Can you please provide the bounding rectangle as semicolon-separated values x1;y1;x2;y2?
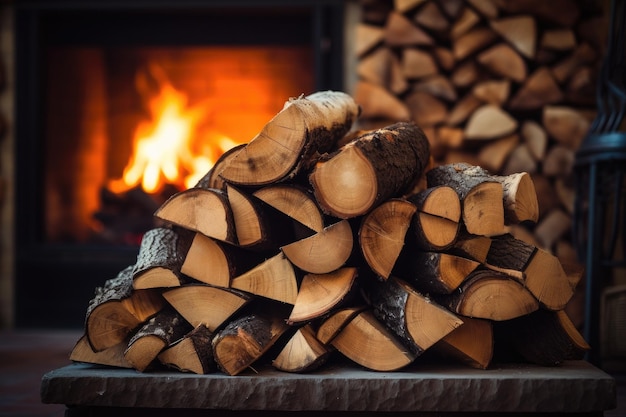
15;2;347;327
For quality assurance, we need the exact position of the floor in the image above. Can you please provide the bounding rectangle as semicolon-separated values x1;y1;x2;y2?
1;329;625;417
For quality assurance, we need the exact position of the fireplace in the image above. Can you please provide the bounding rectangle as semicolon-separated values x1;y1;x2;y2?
14;1;349;327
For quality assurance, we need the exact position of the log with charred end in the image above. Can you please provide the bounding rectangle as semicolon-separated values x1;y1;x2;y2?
493;172;539;225
358;199;416;279
195;144;246;191
124;308;193;372
367;277;464;356
453;27;498;60
132;227;194;289
181;232;264;288
85;266;165;352
315;305;368;345
384;11;434;47
439;268;540;321
70;335;133;369
354;80;411;121
406;186;461;251
227;184;314;250
395;251;481;295
447;234;492;263
163;284;253;331
477;43;527;83
464;104;518;140
309;122;430;219
494;309;590;366
158;324;216;374
288;267;359;325
154;188;237;245
212;312;290;376
524;248;575;311
426;163;505;236
253;184;324;234
281;220;353;275
272;324;332;373
434;316;493;369
509;67;564;111
230;252;299;304
219;91;359;186
489;15;536;59
330;309;416;371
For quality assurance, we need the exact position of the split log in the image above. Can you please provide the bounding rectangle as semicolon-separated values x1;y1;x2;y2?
70;335;133;368
273;324;332;373
309;122;430;218
315;305;368;345
366;276;464;355
493;171;539;224
212;311;290;376
288;267;359;324
85;266;165;352
163;284;253;331
489;15;536;59
195;143;245;191
464;105;518;140
394;0;427;14
413;2;450;33
154;188;237;245
230;252;299;304
124;308;193;372
219;91;360;186
253;184;324;233
499;0;580;27
358;198;417;279
401;48;439;79
357;46;409;95
404;90;448;127
453;27;497;60
281;220;353;275
355;23;385;57
509;67;563;110
477;43;527;82
471;79;510;106
502;144;537;176
132;227;193;289
542;106;590;150
158;324;216;374
413;75;457;102
451;60;480;88
450;8;480;39
330;309;417;371
478;134;519;173
385;11;434;47
354;80;411;121
447;233;492;263
447;93;482;126
433;316;493;369
551;43;596;84
438;268;540;321
521;120;548;161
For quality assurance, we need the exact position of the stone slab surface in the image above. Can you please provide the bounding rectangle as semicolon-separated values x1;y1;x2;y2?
41;360;616;413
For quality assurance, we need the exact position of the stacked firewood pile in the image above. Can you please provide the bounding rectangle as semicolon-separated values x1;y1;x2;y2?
70;91;589;375
354;0;606;326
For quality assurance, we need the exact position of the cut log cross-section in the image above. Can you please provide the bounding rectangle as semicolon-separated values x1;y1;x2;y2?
273;324;332;373
158;323;217;374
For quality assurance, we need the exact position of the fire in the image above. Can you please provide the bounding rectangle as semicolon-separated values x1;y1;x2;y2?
109;64;238;194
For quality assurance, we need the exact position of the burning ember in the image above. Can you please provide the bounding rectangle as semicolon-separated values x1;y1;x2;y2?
108;64;239;195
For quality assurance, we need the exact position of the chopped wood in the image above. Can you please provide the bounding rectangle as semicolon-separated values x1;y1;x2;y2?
471;79;510;106
230;252;299;304
450;60;481;88
453;27;498;60
401;48;439;79
124;308;192;372
212;312;290;376
541;29;577;50
406;186;461;251
554;177;575;215
219;91;359;186
542;145;575;177
163;284;253;331
509;67;563;110
542;106;590;150
534;208;572;250
433;47;456;71
394;0;426;14
499;0;580;27
464;104;518;140
526;247;575;310
288;267;359;324
439;0;464;19
357;46;409;95
355;23;385;57
154;188;237;245
489;15;536;59
438;268;540;321
273;324;332;373
253;184;324;233
367;277;464;355
195;144;245;191
551;43;596;83
281;220;353;274
502;144;537;176
477;43;527;82
494;171;539;224
413;2;449;33
158;324;216;374
354;80;411;120
385;11;434;47
434;316;493;369
447;93;482;126
359;199;416;279
315;305;368;345
521;120;548;161
414;75;457;102
478;134;519;173
405;90;448;127
448;234;492;263
330;309;417;371
450;7;480;39
467;0;499;18
70;335;133;369
309;122;430;218
436;126;464;149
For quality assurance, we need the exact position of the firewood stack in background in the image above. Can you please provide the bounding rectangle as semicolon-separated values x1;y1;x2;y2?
354;0;607;329
70;90;590;376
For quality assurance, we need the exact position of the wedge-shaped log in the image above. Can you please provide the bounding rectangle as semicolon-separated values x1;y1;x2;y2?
447;233;492;263
489;15;536;58
315;305;368;345
359;198;416;279
331;309;416;371
493;172;539;224
434;316;493;370
212;312;290;376
70;335;133;369
85;266;165;352
406;186;461;251
132;227;193;289
253;184;324;233
219;91;359;186
273;324;332;373
158;324;216;374
163;284;252;331
230;252;298;304
124;308;192;372
195;143;245;191
154;188;237;245
438;269;540;321
464;104;518;140
281;220;353;274
288;267;358;324
367;277;464;355
309;122;430;219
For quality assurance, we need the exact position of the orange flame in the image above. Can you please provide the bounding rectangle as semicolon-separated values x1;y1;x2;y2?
109;64;237;194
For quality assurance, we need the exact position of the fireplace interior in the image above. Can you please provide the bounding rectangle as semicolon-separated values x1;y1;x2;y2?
14;1;348;328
